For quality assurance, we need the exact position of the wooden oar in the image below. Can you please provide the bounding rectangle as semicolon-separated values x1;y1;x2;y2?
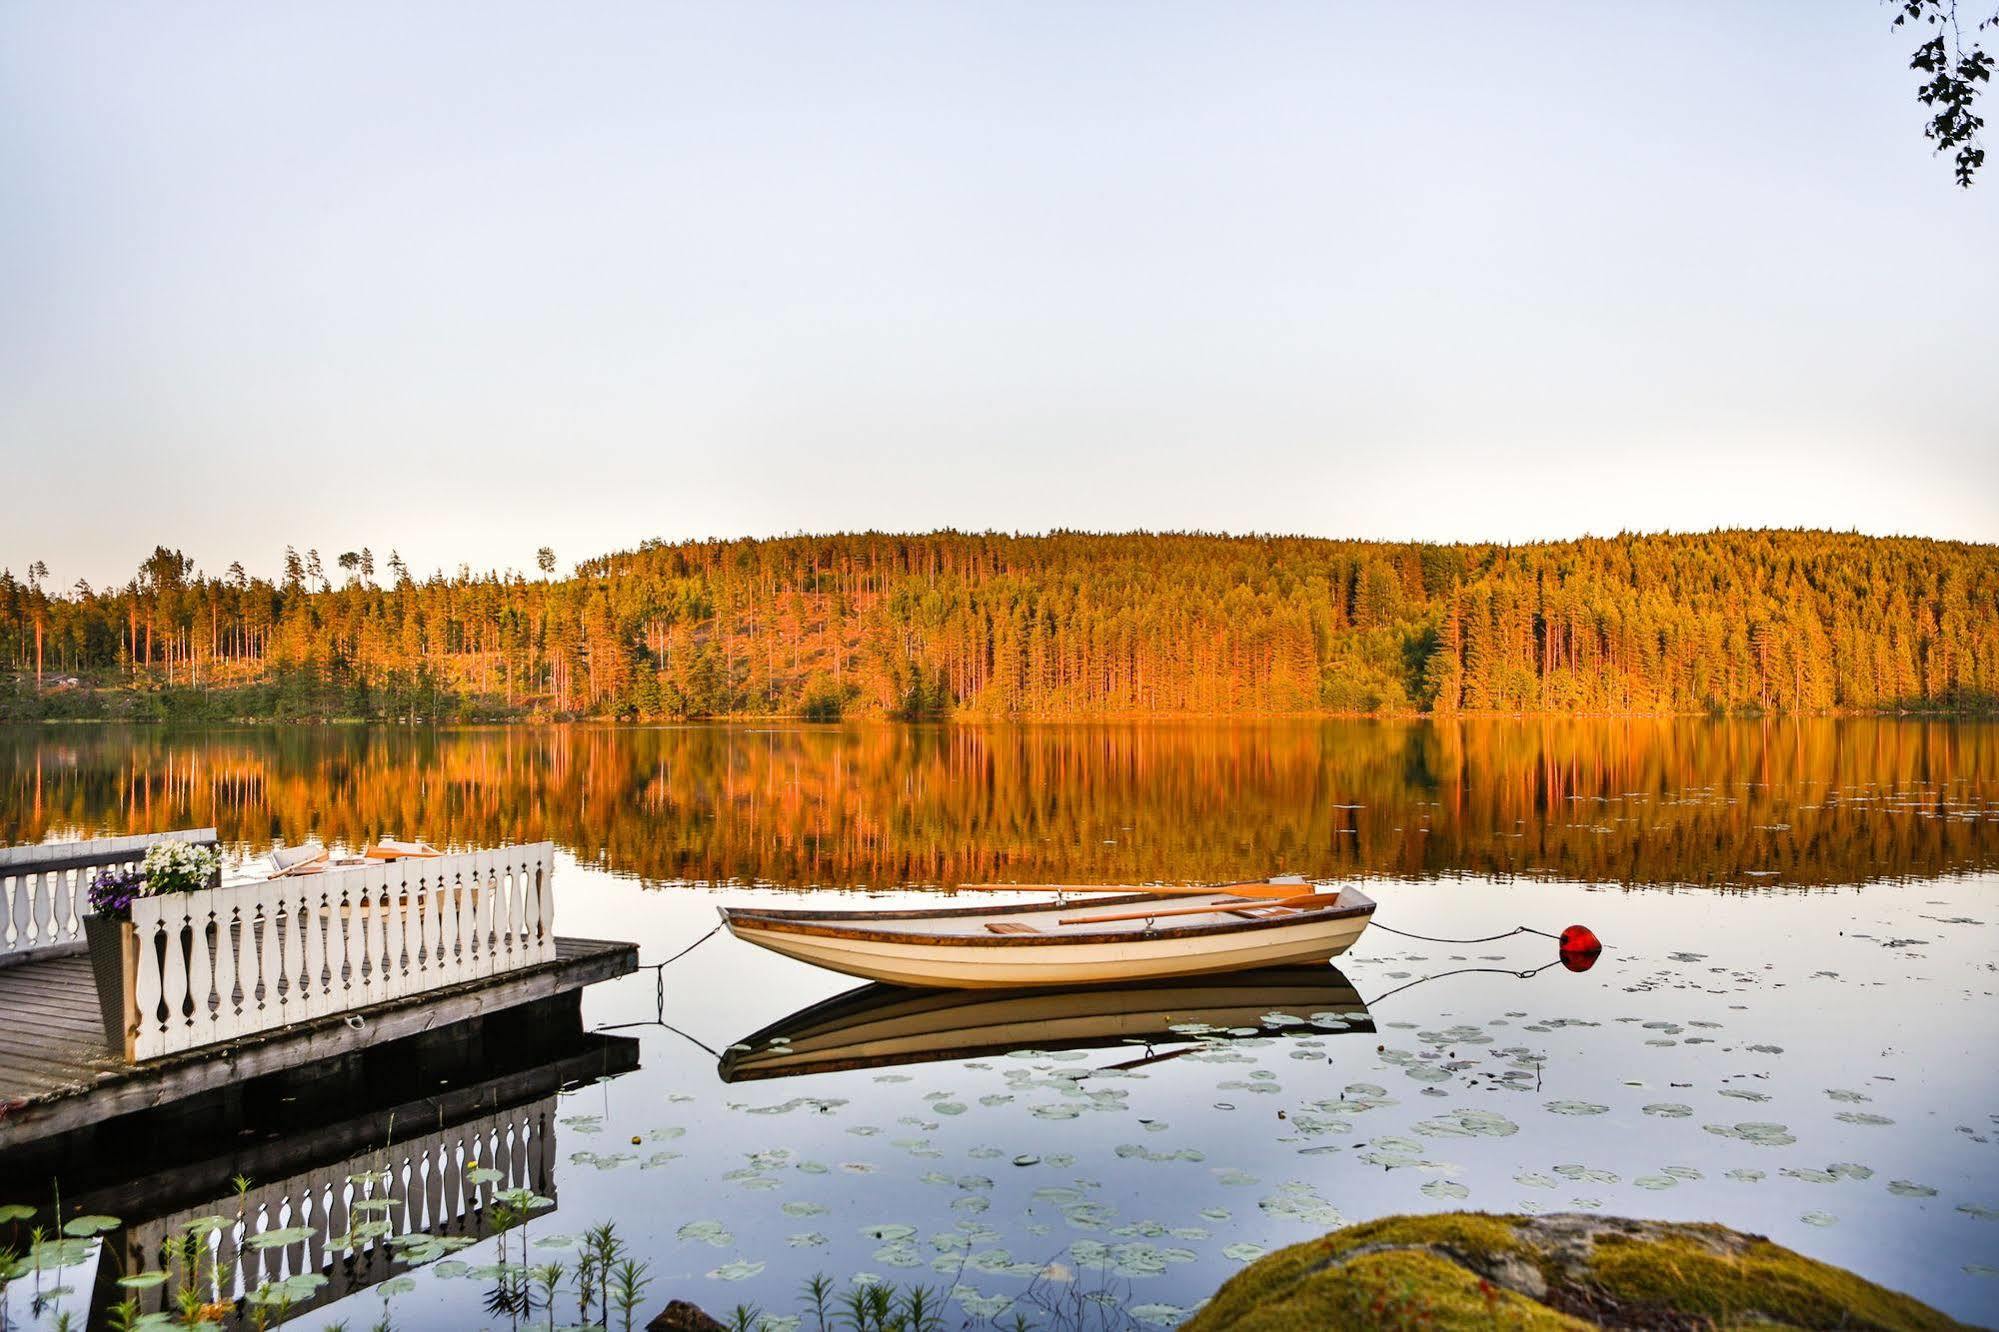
1057;892;1332;927
955;879;1313;902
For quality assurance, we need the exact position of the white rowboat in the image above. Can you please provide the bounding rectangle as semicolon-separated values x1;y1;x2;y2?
719;884;1375;989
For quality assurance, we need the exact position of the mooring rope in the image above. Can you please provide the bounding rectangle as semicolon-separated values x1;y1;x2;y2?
1365;956;1566;1006
1367;922;1564;945
597;922;728;1043
645;920;725;972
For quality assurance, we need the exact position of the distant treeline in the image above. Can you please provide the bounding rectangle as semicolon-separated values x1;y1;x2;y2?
2;530;1996;721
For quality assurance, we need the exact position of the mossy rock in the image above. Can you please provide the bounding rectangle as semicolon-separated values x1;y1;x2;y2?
1182;1212;1972;1331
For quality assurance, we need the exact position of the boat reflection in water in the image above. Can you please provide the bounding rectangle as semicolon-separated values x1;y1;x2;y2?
719;964;1373;1083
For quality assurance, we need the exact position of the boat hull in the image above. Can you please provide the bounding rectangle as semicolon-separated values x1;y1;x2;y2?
722;892;1373;989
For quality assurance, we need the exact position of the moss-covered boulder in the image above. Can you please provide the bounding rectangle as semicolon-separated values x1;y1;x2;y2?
1182;1212;1972;1331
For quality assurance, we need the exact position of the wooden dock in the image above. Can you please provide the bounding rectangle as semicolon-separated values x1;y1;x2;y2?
0;830;645;1326
0;934;635;1148
3;990;641;1328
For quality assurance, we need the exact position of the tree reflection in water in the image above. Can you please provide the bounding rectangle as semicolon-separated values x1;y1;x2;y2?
2;718;1994;889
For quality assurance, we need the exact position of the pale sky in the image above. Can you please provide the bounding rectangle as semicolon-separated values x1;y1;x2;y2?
2;2;1995;589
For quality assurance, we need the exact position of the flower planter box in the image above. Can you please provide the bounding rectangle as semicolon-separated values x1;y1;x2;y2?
83;914;139;1060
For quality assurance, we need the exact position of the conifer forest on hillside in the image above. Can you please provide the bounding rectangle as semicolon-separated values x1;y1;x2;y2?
4;530;1995;721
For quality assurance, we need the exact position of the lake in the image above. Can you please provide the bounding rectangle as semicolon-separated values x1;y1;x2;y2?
2;719;1996;1328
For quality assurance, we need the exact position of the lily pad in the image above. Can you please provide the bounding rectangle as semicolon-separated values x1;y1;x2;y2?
1782;1168;1840;1184
248;1272;328;1303
1414;1108;1518;1138
1704;1121;1796;1147
248;1226;316;1249
677;1220;733;1247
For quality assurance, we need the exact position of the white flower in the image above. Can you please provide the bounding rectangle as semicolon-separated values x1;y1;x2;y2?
140;840;221;896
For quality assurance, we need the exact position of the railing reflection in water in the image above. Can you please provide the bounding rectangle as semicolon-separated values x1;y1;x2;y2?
99;1097;555;1326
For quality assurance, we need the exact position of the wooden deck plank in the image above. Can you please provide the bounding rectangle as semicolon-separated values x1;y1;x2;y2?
0;1048;110;1079
1;963;95;987
0;1014;101;1040
0;1010;99;1042
0;936;637;1148
0;993;103;1020
0;1033;101;1064
1;985;100;1008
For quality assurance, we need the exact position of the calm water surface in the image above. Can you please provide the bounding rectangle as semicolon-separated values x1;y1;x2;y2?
2;720;1995;1328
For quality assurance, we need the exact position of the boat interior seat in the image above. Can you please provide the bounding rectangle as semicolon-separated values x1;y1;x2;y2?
1228;905;1302;920
984;921;1041;935
367;838;442;859
269;842;328;877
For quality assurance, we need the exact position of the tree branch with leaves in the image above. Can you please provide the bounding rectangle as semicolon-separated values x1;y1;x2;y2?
1895;0;1995;185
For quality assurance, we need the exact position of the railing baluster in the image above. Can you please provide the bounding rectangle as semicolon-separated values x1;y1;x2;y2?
302;881;329;1020
131;913;164;1059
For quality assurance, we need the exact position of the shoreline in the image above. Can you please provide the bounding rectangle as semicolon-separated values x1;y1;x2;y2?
4;704;1995;726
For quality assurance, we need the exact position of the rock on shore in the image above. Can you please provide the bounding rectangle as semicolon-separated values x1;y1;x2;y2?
1180;1212;1972;1331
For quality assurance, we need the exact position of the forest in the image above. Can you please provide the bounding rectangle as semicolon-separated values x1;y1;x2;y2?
2;530;1996;721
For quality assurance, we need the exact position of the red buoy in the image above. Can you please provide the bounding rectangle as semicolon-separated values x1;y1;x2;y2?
1558;924;1602;972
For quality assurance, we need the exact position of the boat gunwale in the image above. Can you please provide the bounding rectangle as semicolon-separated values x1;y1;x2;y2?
722;888;1375;948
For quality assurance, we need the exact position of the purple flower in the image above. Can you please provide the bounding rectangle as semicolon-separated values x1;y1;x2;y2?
88;868;143;920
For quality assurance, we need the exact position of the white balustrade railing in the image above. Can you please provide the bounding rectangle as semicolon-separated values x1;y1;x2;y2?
107;1093;554;1323
126;842;556;1062
0;828;217;965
